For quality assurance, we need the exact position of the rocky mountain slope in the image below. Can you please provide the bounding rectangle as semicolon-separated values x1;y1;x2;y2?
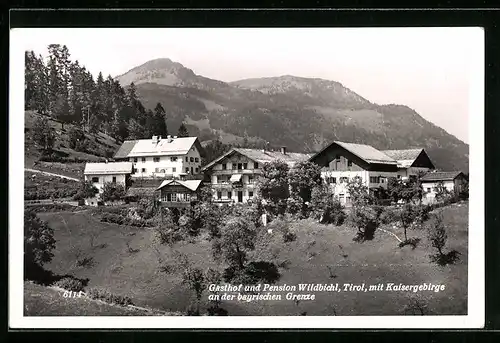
115;58;469;172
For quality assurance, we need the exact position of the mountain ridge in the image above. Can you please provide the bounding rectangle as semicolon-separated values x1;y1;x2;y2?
114;58;468;172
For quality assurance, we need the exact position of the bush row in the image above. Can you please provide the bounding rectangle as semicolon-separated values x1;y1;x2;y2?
99;212;150;227
52;277;85;292
87;288;134;306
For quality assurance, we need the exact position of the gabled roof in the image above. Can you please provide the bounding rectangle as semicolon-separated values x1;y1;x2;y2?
114;140;138;159
202;148;312;171
333;141;396;165
125;187;157;197
420;171;465;182
156;179;202;192
310;141;397;166
381;148;424;168
114;136;201;158
84;162;133;175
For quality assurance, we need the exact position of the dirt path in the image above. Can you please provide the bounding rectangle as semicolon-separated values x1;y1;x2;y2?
25;168;80;182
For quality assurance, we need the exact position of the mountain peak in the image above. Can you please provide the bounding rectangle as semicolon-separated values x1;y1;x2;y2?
115;57;229;90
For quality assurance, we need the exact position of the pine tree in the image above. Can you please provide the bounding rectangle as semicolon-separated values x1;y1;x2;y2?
154;102;168;137
177;122;190;137
144;109;156;138
128;118;145;140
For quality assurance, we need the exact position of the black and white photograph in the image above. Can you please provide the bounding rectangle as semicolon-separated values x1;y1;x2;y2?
9;26;484;328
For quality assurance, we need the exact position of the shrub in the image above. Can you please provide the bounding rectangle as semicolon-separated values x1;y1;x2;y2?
101;183;126;202
87;288;134;306
24;210;56;273
53;277;85;292
349;205;379;242
310;185;346;225
268;218;296;243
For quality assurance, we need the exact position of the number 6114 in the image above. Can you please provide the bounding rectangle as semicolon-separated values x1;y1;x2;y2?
63;291;84;298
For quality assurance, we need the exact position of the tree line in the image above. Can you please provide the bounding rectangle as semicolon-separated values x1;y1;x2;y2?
25;44;191;143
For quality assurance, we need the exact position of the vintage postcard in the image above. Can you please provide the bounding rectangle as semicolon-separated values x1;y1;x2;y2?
9;26;484;328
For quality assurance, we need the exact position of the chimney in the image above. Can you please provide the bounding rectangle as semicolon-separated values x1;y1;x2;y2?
152;135;158;144
173;136;178;139
281;146;287;155
166;135;173;143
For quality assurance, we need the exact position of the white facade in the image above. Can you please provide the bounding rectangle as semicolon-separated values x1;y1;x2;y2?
209;155;260;204
129;146;201;178
84;173;127;194
321;170;396;204
421;180;456;204
396;166;433;179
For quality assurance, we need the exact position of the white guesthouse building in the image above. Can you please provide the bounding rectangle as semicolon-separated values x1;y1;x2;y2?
308;141;435;204
114;135;203;179
202;147;311;204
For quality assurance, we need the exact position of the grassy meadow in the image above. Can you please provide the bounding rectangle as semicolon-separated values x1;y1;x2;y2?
25;201;468;316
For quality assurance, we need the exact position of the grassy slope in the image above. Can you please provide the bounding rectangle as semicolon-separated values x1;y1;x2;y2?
25;111;121;179
24;281;153;316
35;203;468;316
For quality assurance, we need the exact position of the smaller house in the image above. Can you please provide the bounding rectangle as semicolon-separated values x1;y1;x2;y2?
420;171;467;204
156;179;203;208
381;148;435;180
84;161;133;195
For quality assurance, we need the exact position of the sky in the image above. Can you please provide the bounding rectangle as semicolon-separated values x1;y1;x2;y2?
17;27;483;144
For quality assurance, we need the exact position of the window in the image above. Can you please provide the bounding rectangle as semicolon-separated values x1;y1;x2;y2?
91;177;99;183
254;162;259;169
243;163;248;169
218;175;229;183
247;175;255;184
340;177;349;183
397;175;401;179
153;157;160;162
133;168;138;173
238;163;243;170
249;191;254;197
326;177;336;184
222;163;227;170
172;167;176;173
195;157;199;163
336;155;341;162
232;163;237;170
112;176;116;183
190;157;194;162
141;157;146;162
370;176;379;183
185;157;188;162
155;168;160;173
141;168;146;173
171;157;178;162
195;168;199;173
227;191;232;199
348;160;353;167
427;188;431;192
380;177;386;184
133;158;138;163
217;191;222;199
185;168;189;173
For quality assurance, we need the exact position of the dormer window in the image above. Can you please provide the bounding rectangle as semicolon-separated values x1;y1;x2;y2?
348;160;353;167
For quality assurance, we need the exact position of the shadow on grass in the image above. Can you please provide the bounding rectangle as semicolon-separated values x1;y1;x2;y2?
398;238;421;250
25;262;90;288
223;261;281;285
430;250;461;266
